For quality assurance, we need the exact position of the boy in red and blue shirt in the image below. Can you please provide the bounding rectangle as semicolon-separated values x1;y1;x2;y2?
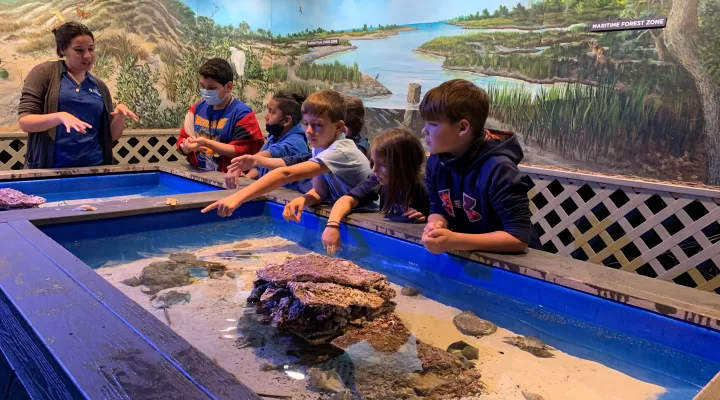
420;79;541;254
177;58;263;172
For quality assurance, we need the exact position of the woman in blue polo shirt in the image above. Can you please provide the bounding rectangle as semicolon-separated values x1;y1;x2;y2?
18;22;139;169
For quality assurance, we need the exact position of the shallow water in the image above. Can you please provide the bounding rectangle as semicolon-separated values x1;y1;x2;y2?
0;172;218;204
55;214;720;399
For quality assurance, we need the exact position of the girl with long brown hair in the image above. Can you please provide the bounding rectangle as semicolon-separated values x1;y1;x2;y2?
321;127;429;253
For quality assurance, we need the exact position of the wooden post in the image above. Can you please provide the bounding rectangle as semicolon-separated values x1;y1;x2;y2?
406;83;422;104
403;83;423;137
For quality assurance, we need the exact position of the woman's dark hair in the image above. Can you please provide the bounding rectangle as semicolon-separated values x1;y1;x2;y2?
371;127;426;214
199;58;234;86
272;92;305;126
53;22;94;58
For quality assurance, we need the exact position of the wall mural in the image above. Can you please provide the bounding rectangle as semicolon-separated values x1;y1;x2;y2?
0;0;718;186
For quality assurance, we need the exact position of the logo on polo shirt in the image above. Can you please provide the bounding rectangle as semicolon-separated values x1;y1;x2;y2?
88;88;102;97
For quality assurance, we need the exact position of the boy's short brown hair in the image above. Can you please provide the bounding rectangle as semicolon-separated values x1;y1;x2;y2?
342;94;365;138
301;90;346;122
419;79;489;137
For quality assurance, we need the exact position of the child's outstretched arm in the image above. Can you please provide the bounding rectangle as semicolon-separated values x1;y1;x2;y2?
202;161;329;216
283;176;329;222
228;153;288;174
225;153;287;188
321;195;360;254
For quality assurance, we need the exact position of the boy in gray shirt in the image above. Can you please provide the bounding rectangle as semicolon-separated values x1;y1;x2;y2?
310;137;371;202
202;90;372;220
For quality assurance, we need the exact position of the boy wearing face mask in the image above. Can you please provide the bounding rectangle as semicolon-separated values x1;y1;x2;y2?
224;92;311;192
177;58;264;172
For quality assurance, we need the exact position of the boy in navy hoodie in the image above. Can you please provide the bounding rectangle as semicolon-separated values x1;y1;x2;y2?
420;79;541;254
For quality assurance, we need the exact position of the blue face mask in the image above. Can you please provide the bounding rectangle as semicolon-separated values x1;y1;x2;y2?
200;87;227;106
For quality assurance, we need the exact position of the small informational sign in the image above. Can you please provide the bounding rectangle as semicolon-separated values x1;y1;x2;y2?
589;17;666;32
307;38;340;47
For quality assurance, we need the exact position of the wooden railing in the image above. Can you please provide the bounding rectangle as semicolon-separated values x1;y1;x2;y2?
2;130;720;294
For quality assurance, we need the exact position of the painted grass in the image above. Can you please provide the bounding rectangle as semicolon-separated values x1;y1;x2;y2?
489;72;703;161
296;61;361;83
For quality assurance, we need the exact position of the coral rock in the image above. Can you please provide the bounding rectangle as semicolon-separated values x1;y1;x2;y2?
248;255;396;344
256;254;395;299
0;188;45;209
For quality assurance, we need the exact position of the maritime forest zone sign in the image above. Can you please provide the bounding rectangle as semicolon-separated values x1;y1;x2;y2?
307;38;340;47
589;17;666;32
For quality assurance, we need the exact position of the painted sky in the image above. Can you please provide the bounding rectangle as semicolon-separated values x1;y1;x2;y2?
185;0;523;35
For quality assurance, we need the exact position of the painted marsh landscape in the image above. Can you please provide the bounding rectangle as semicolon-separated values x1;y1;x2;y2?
0;0;718;185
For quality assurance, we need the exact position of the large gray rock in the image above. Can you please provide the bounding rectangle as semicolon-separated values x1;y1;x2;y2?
453;311;498;337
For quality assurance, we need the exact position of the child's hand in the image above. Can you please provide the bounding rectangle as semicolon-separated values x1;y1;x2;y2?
422;228;456;254
194;136;208;146
322;227;341;254
423;220;447;234
403;208;427;223
282;197;307;223
228;155;257;173
201;195;243;217
181;136;200;153
224;170;244;189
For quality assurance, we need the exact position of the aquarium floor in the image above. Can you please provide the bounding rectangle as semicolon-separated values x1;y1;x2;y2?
98;237;664;400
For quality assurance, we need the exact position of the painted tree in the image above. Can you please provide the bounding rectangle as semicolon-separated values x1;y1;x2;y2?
238;21;250;36
513;3;527;17
699;0;720;86
664;0;720;184
623;0;667;61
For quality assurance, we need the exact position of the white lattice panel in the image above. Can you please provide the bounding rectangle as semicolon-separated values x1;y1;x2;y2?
525;168;720;294
0;132;182;170
0;136;27;170
113;132;182;165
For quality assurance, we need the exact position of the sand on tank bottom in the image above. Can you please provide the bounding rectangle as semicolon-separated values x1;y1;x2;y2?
97;237;664;400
